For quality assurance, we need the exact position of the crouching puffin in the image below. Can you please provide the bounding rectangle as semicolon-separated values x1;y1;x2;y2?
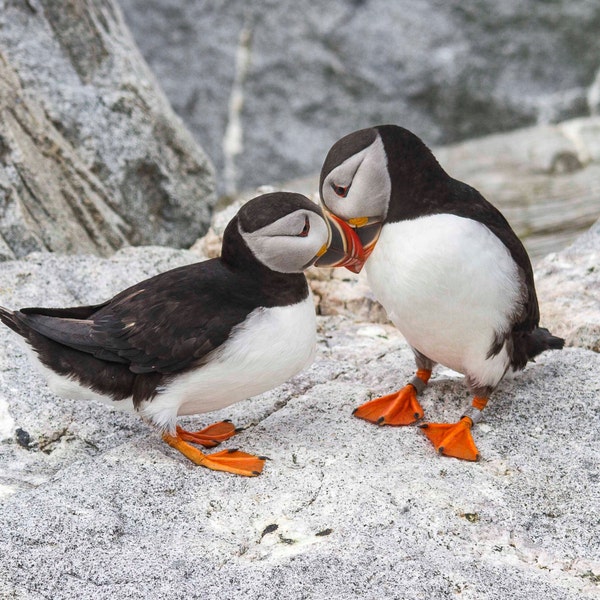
314;125;564;461
0;192;354;476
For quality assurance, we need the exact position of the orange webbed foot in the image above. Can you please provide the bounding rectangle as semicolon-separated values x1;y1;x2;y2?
353;384;424;426
419;417;480;461
176;421;238;448
201;449;267;477
162;432;266;476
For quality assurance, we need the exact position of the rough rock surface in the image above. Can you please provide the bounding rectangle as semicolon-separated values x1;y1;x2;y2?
0;0;216;254
535;218;600;352
0;247;598;599
0;53;128;260
118;0;600;193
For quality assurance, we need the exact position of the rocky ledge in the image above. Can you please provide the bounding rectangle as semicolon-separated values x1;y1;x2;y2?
0;216;598;598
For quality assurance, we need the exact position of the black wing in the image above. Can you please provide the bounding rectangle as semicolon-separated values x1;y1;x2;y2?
18;259;263;375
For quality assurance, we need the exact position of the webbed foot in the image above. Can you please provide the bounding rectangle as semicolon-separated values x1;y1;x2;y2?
353;385;425;425
162;432;266;476
176;421;238;448
419;417;480;461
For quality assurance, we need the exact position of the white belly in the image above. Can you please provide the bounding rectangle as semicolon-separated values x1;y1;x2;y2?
25;294;317;432
366;215;523;388
141;294;317;430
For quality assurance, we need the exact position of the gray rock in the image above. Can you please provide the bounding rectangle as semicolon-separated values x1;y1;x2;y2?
0;248;598;599
0;53;129;260
535;218;600;352
0;0;216;254
118;0;600;194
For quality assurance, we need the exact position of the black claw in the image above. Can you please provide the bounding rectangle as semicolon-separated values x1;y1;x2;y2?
252;470;261;476
258;455;270;461
376;416;385;425
228;448;239;454
234;427;245;433
418;423;428;429
224;419;233;423
351;408;358;415
438;447;445;454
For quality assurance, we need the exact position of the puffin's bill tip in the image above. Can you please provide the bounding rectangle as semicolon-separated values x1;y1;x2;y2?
313;211;366;270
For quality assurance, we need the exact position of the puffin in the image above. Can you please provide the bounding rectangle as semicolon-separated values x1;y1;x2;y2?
314;125;564;461
0;192;355;476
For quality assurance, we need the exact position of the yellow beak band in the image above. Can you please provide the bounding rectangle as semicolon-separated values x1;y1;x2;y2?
316;243;328;257
348;217;369;228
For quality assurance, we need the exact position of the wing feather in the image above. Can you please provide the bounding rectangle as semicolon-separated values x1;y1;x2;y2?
17;260;261;375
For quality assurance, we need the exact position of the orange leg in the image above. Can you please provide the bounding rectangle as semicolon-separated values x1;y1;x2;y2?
353;369;431;426
162;431;266;476
176;421;238;448
419;396;488;461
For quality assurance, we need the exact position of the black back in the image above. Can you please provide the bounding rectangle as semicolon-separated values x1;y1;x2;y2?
0;196;311;407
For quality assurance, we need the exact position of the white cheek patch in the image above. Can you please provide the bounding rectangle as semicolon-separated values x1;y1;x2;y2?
248;210;307;237
322;150;367;219
241;212;329;273
349;136;391;220
323;135;391;221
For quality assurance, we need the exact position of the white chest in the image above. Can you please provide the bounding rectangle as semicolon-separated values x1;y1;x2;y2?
24;292;317;433
365;215;522;379
145;293;317;424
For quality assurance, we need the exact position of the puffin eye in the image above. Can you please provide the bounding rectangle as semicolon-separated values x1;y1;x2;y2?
332;183;349;198
298;216;310;237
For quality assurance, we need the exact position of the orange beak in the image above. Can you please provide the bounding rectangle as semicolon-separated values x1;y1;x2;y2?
351;218;383;268
314;212;382;274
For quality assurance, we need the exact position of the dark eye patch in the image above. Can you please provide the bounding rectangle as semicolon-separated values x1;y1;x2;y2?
298;215;310;237
332;183;349;198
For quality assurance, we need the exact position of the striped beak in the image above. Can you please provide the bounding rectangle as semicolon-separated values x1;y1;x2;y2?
314;211;382;274
349;216;383;266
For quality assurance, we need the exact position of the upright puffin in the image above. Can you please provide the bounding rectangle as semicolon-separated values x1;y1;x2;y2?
315;125;564;461
0;192;353;476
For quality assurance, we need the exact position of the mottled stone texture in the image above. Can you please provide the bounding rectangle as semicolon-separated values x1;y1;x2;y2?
119;0;600;193
0;0;216;259
536;217;600;352
0;245;598;599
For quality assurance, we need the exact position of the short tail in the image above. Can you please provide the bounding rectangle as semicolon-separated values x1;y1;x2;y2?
525;327;564;361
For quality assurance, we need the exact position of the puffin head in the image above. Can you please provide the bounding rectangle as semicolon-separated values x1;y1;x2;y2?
232;192;362;273
314;125;442;273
